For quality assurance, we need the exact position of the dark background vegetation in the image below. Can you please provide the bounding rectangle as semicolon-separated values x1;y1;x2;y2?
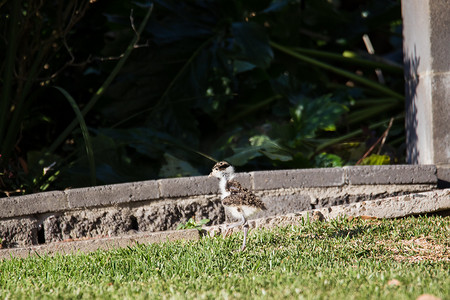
0;0;404;196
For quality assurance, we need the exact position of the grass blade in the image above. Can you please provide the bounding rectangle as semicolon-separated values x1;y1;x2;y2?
54;86;96;186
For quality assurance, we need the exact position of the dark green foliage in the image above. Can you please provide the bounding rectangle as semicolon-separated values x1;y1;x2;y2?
0;0;405;195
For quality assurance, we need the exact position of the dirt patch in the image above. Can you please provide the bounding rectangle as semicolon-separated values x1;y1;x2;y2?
378;237;449;262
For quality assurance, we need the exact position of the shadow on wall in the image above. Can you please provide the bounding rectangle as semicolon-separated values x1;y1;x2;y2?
404;45;420;164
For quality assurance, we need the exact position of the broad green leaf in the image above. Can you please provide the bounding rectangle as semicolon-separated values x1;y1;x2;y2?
260;150;292;162
289;94;348;139
360;154;390;165
227;135;292;165
159;153;201;178
314;153;343;168
226;146;263;166
249;135;271;147
250;135;292;161
234;60;257;73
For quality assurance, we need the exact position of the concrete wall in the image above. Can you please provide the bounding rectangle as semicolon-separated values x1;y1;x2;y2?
2;188;449;260
403;0;450;165
0;165;437;249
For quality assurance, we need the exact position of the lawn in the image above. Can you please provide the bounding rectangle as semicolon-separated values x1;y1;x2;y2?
0;215;448;299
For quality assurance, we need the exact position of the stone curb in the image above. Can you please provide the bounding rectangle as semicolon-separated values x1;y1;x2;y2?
1;188;448;260
0;165;438;219
1;191;68;219
66;181;160;209
252;167;345;190
345;165;437;185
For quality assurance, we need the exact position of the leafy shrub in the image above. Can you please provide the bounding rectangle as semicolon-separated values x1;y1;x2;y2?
0;0;405;196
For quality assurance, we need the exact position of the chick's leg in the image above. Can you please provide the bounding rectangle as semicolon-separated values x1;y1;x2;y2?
241;223;249;251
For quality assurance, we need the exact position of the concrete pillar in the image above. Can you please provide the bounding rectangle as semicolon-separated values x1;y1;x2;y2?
402;0;450;166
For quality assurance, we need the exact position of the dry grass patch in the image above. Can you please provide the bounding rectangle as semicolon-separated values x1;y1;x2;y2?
376;236;449;262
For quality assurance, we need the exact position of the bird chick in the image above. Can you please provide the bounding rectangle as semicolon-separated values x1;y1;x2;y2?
209;161;266;250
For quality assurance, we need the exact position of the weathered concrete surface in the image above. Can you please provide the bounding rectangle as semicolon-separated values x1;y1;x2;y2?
0;229;200;260
0;217;39;248
252;167;344;190
41;197;224;244
66;180;160;209
403;0;450;165
345;165;437;185
252;184;435;219
132;197;224;232
1;189;448;260
0;191;67;219
42;209;137;244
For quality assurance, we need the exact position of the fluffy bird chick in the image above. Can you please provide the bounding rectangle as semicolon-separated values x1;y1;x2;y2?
209;161;266;251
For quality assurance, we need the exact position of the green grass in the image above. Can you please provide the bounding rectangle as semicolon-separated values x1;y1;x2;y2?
1;216;449;299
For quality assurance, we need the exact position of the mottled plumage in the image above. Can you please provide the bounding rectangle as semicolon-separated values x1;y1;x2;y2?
225;179;243;193
223;179;266;211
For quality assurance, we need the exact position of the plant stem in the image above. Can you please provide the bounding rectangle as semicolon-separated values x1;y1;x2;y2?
346;102;399;125
351;98;399;107
47;4;154;154
316;115;403;152
292;47;403;74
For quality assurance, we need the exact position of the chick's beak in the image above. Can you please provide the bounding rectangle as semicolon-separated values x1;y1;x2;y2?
208;172;213;177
